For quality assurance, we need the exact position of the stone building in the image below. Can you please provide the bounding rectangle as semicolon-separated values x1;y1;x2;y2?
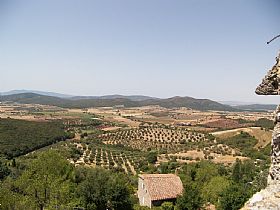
137;174;183;208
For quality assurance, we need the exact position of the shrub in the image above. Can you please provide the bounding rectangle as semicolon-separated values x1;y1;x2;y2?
161;202;174;210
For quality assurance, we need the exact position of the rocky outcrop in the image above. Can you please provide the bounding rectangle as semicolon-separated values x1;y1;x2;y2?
243;53;280;209
255;52;280;95
242;182;280;210
269;106;280;183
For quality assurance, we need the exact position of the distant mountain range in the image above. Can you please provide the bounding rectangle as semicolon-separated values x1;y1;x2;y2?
219;101;277;111
0;90;73;98
219;101;259;106
71;95;157;101
0;92;235;111
0;90;156;101
0;90;276;111
233;104;277;111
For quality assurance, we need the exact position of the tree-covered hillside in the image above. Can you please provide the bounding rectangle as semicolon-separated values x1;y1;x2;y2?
0;118;73;159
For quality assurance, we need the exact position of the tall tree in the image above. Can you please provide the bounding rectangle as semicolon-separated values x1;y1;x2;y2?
78;168;133;210
176;183;204;210
14;150;77;209
218;183;251;210
201;176;230;206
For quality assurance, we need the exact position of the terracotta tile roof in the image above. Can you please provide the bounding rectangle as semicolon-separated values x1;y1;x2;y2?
139;174;183;201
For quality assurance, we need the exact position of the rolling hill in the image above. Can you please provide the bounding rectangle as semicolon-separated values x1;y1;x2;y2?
0;90;157;101
0;89;73;98
70;94;157;101
234;104;277;111
0;93;236;111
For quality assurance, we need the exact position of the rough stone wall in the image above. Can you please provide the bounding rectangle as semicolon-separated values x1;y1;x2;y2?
137;177;152;208
269;105;280;183
242;182;280;210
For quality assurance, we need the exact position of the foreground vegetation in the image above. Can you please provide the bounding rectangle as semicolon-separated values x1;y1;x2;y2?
0;128;271;210
0;110;273;210
0;149;269;210
0;151;134;210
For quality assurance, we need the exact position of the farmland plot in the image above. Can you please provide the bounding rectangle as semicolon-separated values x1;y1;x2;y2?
99;126;209;153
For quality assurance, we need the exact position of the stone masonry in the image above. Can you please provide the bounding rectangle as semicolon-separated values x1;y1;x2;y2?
269;105;280;183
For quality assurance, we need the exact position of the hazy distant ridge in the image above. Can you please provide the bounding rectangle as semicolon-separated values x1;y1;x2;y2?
234;104;277;111
0;90;157;102
0;92;236;111
70;95;157;101
0;90;73;98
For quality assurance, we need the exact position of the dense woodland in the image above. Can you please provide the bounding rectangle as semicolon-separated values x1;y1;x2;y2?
0;118;74;159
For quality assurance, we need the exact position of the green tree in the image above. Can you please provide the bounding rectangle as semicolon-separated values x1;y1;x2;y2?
78;168;133;210
147;151;158;164
232;159;242;182
195;161;219;183
176;183;204;210
0;160;10;180
201;176;230;206
0;174;40;210
218;183;251;210
232;159;256;183
14;150;77;210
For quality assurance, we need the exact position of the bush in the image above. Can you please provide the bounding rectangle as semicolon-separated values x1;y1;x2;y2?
176;183;204;210
254;118;274;130
161;202;174;210
147;151;158;164
78;168;133;210
218;183;251;210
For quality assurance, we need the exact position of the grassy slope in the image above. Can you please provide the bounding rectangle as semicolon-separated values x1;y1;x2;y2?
211;127;272;148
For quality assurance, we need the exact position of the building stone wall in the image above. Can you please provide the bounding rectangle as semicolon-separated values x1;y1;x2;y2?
138;177;152;208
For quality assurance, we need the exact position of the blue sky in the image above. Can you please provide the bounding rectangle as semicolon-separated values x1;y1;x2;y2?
1;0;280;103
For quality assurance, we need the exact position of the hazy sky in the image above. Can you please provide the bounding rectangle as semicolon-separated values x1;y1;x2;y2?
1;0;280;103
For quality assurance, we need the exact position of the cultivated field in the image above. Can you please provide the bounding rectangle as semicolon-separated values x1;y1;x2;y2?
99;126;208;152
1;102;274;169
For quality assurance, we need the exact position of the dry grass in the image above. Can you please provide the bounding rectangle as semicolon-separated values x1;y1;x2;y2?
211;127;272;148
158;149;247;165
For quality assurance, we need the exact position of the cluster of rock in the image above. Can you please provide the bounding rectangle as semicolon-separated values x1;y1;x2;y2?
269;106;280;183
242;182;280;209
255;52;280;95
